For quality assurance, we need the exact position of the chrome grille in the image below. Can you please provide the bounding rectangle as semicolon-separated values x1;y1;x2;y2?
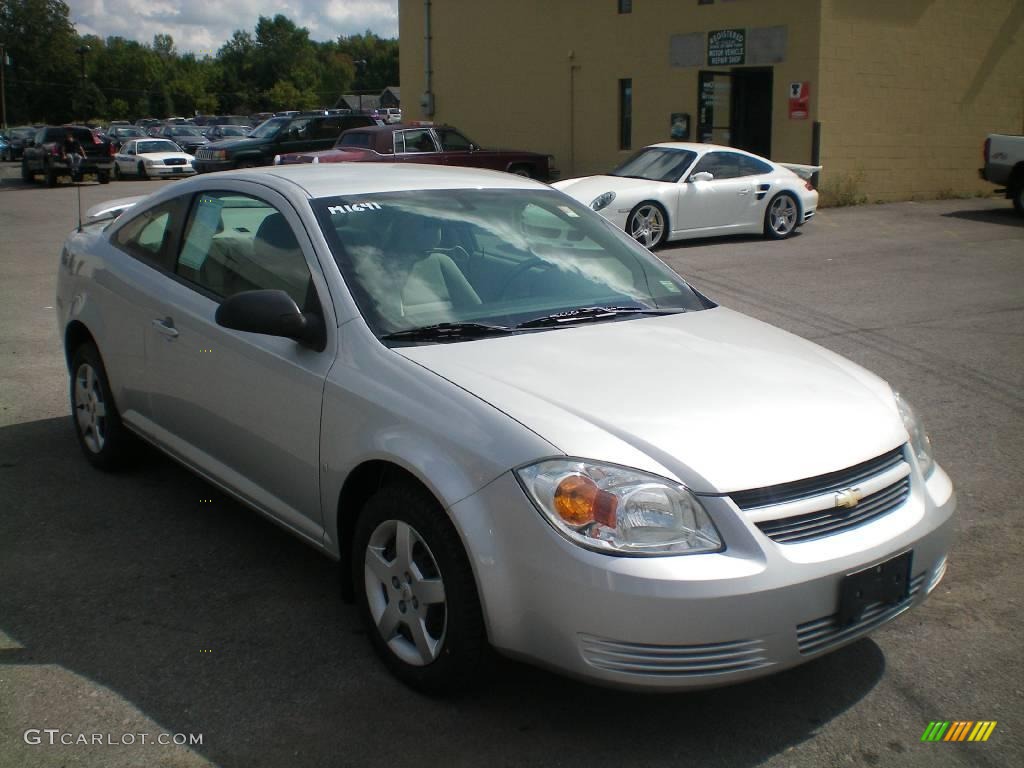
164;158;187;166
730;447;905;509
195;149;212;161
579;634;771;677
796;572;925;654
755;477;910;544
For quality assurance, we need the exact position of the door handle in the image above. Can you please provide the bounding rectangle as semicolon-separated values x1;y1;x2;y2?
152;317;179;339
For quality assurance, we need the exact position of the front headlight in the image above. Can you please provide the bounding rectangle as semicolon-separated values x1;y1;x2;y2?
894;391;935;477
212;150;227;160
516;459;722;556
590;191;616;211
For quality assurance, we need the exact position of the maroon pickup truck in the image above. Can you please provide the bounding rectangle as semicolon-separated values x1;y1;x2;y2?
275;123;557;181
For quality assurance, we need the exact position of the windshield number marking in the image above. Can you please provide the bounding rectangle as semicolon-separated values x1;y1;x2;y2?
329;202;383;215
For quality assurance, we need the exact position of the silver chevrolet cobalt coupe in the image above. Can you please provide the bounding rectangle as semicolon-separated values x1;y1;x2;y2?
57;164;955;693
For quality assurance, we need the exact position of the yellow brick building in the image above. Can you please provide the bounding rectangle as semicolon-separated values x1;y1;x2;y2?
399;0;1023;202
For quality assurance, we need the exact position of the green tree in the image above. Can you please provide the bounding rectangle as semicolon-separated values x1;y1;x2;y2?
0;0;79;122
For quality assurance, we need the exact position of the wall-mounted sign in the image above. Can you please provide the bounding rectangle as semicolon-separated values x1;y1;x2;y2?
788;81;810;119
708;29;745;66
670;112;690;140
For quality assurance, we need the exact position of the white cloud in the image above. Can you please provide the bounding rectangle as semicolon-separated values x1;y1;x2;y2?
67;0;399;55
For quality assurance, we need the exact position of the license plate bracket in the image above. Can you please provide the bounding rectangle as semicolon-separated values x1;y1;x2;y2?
837;550;912;627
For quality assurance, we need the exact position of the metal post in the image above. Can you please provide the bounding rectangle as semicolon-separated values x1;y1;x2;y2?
568;52;579;177
1;43;7;129
811;120;821;189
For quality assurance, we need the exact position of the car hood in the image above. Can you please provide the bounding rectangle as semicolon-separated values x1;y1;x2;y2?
396;308;906;494
552;174;668;202
206;136;264;151
139;152;193;162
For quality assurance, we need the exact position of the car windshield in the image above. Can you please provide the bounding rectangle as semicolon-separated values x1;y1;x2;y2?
117;128;146;137
312;189;709;340
610;147;698;183
137;140;180;154
249;118;287;139
171;127;202;136
221;126;249;136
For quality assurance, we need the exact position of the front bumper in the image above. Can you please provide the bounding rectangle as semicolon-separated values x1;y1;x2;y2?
145;165;196;176
193;159;234;173
449;463;955;690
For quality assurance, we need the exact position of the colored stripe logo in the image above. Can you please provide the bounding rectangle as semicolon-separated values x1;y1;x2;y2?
921;721;997;742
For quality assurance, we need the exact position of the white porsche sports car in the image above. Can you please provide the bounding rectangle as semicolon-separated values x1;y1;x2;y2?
112;138;196;180
553;142;820;247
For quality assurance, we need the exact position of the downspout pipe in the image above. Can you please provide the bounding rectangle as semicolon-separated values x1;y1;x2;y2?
422;0;434;116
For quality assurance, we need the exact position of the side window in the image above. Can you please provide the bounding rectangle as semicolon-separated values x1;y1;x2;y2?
314;117;343;140
692;151;745;180
436;129;473;151
281;118;311;141
175;192;315;308
339;132;372;148
738;155;774;176
112;199;184;271
123;144;135;156
398;129;436;154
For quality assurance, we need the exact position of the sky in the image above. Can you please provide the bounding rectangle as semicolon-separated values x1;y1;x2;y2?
68;0;400;55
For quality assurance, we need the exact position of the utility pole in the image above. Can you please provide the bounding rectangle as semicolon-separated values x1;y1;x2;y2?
75;44;90;124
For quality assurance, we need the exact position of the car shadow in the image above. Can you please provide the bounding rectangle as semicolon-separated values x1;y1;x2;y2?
0;416;886;768
659;230;805;251
940;207;1022;227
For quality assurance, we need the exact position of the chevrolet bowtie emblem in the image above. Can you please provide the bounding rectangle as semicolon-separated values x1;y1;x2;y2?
835;487;863;509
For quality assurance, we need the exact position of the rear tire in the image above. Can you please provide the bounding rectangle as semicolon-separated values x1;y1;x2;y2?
764;192;799;239
98;170;110;184
1012;183;1023;216
352;483;488;695
69;343;134;471
45;165;58;187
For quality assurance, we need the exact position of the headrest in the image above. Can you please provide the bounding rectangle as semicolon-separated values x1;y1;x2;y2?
255;212;299;251
388;215;441;254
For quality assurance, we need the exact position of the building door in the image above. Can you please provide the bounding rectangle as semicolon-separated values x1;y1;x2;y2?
698;68;773;158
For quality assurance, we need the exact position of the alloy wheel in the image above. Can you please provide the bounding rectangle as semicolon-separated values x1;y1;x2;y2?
74;362;107;454
769;195;798;236
364;519;447;666
628;204;665;248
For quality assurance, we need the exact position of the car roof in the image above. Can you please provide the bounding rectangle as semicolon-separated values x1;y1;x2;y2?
168;162;546;199
646;142;772;161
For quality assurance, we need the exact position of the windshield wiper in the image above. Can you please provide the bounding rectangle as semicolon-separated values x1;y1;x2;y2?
380;322;516;342
515;306;686;329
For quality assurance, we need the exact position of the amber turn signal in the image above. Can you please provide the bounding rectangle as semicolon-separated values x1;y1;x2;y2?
553;475;618;527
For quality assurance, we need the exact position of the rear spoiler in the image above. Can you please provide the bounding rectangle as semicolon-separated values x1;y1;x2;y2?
778;163;822;181
85;195;147;223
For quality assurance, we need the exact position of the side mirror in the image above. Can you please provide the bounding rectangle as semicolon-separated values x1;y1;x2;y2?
215;289;324;349
469;144;477;152
689;171;714;182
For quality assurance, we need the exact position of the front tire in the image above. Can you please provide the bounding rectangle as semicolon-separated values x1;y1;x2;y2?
353;483;487;695
21;160;34;183
1012;184;1023;216
97;171;110;184
69;343;133;471
113;163;122;181
137;162;148;180
764;192;800;239
626;201;668;248
510;165;532;178
45;164;58;187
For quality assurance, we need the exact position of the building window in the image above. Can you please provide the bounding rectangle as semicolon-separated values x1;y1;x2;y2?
619;79;632;150
618;1;632;13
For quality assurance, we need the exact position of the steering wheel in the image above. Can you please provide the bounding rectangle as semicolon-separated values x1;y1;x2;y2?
499;257;560;300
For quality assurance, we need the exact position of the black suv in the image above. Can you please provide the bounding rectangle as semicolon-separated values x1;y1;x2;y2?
21;126;114;186
193;113;379;172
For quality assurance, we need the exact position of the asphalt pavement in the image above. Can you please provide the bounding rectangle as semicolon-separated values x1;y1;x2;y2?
0;169;1022;768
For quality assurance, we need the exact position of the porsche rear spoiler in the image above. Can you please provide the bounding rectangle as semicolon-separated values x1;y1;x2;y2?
778;163;822;181
85;195;147;223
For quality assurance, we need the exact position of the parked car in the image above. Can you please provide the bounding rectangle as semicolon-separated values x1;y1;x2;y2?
135;118;163;131
275;122;557;180
3;126;38;161
553;142;820;247
204;124;251;142
56;163;954;694
22;125;114;185
106;125;149;151
193;113;378;172
112;138;196;180
373;107;402;124
979;133;1024;215
158;125;208;154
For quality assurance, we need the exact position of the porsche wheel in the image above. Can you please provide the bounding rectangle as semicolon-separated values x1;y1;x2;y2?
626;202;668;249
764;193;799;239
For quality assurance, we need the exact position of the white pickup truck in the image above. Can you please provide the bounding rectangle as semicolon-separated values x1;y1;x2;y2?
979;134;1024;215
